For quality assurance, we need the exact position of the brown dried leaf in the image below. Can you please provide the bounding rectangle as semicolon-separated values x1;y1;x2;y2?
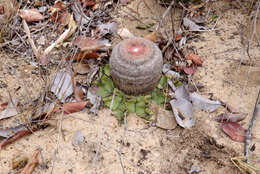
18;9;44;22
144;32;156;43
215;113;247;123
63;101;88;114
221;122;246;142
49;0;67;14
183;66;195;75
0;100;18;120
73;36;110;52
66;51;99;61
74;85;84;101
185;52;203;66
73;63;91;74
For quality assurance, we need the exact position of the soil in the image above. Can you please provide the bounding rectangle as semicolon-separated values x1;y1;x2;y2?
0;0;260;174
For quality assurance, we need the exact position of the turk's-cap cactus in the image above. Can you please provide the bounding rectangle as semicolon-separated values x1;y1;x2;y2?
109;37;163;96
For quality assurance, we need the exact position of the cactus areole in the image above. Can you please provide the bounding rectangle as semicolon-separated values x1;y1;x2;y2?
109;37;163;96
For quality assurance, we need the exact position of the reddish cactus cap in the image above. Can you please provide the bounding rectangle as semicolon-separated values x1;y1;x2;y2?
119;38;154;61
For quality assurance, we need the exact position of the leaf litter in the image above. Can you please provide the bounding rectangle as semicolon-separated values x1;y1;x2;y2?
0;100;18;120
50;71;74;103
0;1;254;172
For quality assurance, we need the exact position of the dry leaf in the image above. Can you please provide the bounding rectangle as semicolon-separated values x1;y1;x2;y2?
190;92;221;112
74;84;84;101
73;36;110;52
144;32;156;42
41;14;77;64
221;122;246;142
186;52;203;66
183;17;207;31
117;28;134;39
0;125;25;138
170;98;195;129
175;85;190;101
215;113;247;123
63;101;88;114
184;67;195;75
66;51;99;61
51;71;73;103
73;63;90;74
0;102;8;111
18;9;44;22
0;100;18;120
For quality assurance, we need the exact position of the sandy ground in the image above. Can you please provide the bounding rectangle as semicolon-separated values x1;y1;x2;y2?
0;0;260;174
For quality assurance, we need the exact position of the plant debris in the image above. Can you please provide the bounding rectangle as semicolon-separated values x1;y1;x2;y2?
221;122;246;142
20;149;40;174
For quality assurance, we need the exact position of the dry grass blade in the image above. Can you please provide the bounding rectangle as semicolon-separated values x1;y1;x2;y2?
231;156;259;174
22;19;40;60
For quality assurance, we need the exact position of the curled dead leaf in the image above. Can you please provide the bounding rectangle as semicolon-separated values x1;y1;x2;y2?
186;52;203;66
144;32;157;43
190;92;221;112
18;9;44;22
215;113;247;123
63;101;88;114
66;51;99;61
221;122;246;142
72;63;90;74
74;84;85;101
73;36;110;52
184;66;195;75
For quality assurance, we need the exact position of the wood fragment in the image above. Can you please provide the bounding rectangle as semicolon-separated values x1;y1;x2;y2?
20;149;40;174
42;14;77;64
0;124;48;149
1;129;31;149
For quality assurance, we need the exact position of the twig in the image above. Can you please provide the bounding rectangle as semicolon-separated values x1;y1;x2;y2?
43;14;77;59
0;123;48;149
156;0;175;31
22;19;40;60
245;89;260;163
21;149;41;174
